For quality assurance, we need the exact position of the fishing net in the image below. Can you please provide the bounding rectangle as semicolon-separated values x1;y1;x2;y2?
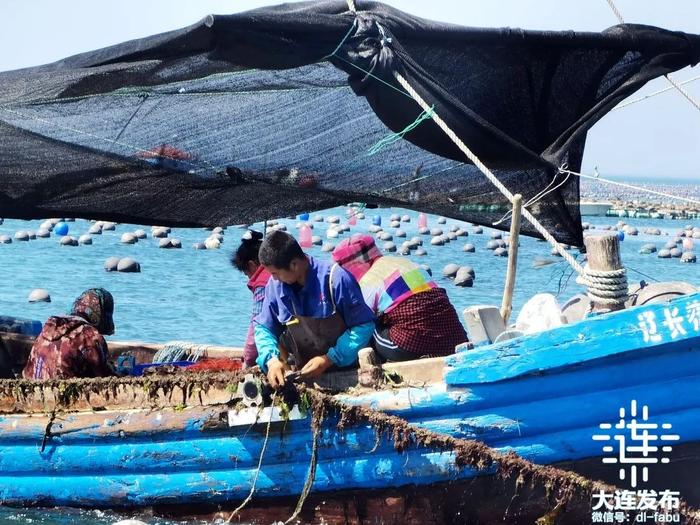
1;0;699;245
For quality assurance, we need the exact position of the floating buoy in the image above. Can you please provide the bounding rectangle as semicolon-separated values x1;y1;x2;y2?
88;224;102;234
54;222;69;236
473;227;483;234
36;229;51;238
117;257;141;272
152;227;168;238
639;243;657;254
430;228;443;236
134;229;148;239
372;215;381;226
14;231;30;241
494;247;508;257
415;248;427;256
121;232;137;244
401;215;411;222
299;212;310;221
59;236;78;246
78;234;93;245
383;241;396;252
204;238;221;249
454;267;474;287
321;242;335;252
104;257;120;271
463;243;476;253
378;232;392;241
437;217;447;224
192;242;207;250
159;238;181;249
418;226;430;235
0;235;12;244
681;252;696;263
419;264;432;276
28;289;51;303
442;264;460;278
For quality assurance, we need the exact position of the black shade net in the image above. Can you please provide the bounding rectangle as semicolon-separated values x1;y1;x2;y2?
1;0;698;246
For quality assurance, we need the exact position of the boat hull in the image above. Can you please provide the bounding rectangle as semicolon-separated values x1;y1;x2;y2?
1;292;700;517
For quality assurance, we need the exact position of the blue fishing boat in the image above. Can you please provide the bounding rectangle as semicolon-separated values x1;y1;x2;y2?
1;289;700;524
1;0;699;523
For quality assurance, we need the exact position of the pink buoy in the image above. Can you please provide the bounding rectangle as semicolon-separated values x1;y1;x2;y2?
418;213;428;228
348;215;357;226
682;238;694;251
299;224;312;248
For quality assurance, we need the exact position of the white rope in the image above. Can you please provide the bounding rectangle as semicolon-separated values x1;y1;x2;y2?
559;167;700;206
225;392;277;523
613;75;700;111
602;0;700;113
575;266;628;306
392;71;586;275
605;0;625;24
663;74;700;113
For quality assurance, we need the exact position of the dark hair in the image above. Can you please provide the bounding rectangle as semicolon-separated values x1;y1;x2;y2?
231;230;264;272
258;230;304;269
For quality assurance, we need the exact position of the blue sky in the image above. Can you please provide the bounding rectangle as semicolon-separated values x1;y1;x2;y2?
1;0;698;179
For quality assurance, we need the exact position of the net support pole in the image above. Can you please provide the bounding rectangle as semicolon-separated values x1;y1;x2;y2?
392;71;586;276
501;194;522;324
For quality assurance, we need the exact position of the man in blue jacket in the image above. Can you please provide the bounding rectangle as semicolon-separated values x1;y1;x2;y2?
254;231;375;388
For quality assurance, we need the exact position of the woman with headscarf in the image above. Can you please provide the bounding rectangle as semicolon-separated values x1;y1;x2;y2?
231;230;271;368
332;234;467;362
22;288;115;379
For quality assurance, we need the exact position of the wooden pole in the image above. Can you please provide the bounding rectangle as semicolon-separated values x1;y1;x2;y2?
500;194;522;324
583;233;626;312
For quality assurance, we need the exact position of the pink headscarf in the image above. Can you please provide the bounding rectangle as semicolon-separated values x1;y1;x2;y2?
332;234;382;281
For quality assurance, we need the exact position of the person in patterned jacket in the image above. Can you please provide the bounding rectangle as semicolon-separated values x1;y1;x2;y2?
332;234;467;362
22;288;115;379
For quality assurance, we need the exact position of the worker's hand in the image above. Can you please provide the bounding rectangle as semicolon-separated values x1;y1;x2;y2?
300;355;333;379
266;357;290;389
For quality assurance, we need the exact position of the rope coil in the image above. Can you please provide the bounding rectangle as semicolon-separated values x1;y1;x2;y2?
576;266;628;305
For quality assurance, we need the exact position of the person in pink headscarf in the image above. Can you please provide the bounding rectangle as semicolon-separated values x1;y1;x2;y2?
332;234;467;361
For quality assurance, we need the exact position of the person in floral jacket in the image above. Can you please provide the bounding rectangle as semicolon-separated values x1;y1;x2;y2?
22;288;115;379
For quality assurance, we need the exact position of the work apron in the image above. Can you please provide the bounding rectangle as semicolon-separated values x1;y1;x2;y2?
280;264;346;369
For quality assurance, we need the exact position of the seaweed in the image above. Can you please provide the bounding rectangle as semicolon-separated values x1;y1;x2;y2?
0;370;251;413
300;386;700;525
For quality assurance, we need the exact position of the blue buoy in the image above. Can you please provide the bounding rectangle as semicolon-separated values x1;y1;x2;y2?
617;230;625;241
54;222;69;236
298;212;310;221
372;215;382;226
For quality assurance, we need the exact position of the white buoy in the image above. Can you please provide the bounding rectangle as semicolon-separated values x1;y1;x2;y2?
28;289;51;303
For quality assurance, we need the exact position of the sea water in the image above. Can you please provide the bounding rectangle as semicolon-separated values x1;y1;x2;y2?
0;206;699;524
0;209;699;347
